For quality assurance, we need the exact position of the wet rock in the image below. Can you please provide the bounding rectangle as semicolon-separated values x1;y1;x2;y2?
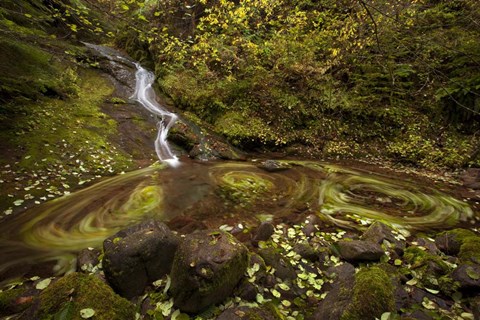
103;220;180;298
252;222;275;246
451;264;480;290
76;247;101;273
258;247;297;281
293;243;319;262
216;306;280;320
311;263;355;320
258;160;292;172
302;214;322;236
336;240;385;262
401;310;434;320
461;168;480;189
0;285;38;317
361;222;405;255
170;230;249;313
414;237;440;255
471;296;480;320
435;231;464;255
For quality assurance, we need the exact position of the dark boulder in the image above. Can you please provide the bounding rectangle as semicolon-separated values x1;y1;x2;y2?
170;230;249;313
461;168;480;189
103;220;180;298
451;264;480;290
258;247;297;281
336;240;385;262
311;263;356;320
251;222;275;246
361;222;405;255
76;247;101;273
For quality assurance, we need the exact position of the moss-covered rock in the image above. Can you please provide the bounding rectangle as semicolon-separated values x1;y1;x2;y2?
435;228;480;264
435;228;477;256
341;266;395;320
403;246;451;290
35;272;135;320
0;286;29;316
170;230;249;313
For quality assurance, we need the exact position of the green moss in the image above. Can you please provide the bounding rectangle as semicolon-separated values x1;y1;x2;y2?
438;228;480;264
341;266;395;320
459;236;480;264
37;272;135;320
214;111;277;147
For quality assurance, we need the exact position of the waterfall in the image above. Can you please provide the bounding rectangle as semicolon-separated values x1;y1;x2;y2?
131;64;180;167
83;42;180;167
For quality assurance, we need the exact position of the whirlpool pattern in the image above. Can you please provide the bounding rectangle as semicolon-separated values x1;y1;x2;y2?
0;161;473;281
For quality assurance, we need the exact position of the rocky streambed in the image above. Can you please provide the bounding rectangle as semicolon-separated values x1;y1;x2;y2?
2;213;480;320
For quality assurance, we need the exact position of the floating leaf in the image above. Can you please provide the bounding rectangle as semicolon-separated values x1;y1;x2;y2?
80;308;95;319
13;199;24;206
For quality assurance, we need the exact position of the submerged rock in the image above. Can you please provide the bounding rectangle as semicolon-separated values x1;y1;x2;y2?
258;160;292;172
336;240;385;262
103;219;180;298
170;230;249;313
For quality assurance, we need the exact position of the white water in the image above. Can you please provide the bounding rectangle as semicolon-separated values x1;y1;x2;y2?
83;43;180;167
131;64;180;167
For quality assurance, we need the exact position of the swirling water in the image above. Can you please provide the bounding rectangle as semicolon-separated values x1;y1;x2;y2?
0;161;473;281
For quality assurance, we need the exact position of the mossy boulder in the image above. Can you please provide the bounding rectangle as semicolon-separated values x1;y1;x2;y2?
35;272;135;320
170;230;249;313
435;228;477;256
403;246;451;290
103;219;180;298
341;266;396;320
0;286;31;316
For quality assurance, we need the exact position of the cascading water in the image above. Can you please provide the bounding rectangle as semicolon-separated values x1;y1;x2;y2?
131;64;180;167
83;42;179;167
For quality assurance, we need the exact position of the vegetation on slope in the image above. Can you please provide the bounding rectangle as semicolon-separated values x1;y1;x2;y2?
115;0;480;168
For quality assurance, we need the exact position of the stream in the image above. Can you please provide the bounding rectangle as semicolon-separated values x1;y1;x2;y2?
0;45;476;282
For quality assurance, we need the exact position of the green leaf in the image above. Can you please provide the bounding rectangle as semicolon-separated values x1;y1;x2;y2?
79;308;95;319
36;278;52;290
